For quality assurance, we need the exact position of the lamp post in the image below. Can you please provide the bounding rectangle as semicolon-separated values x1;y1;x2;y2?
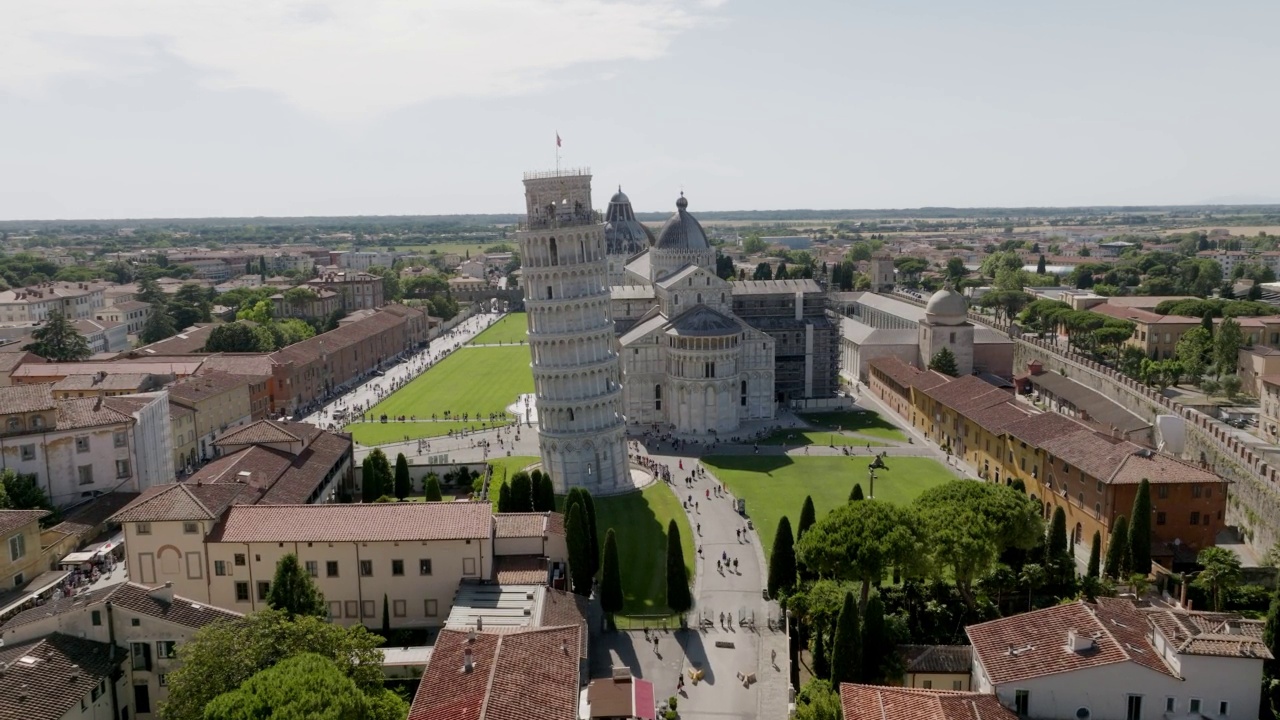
868;467;877;499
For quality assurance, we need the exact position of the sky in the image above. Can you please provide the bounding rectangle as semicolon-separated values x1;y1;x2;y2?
2;0;1278;220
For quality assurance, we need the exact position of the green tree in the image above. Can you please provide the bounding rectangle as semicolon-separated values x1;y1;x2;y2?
1047;505;1071;585
565;504;592;596
849;482;864;501
381;594;390;637
579;491;601;576
928;347;959;377
1175;327;1213;383
793;679;842;720
360;456;377;503
1104;515;1129;580
829;591;861;686
266;554;326;618
1216;316;1245;374
393;453;411;501
1193;546;1242;611
205;322;274;353
423;473;443;502
768;516;797;600
812;626;830;680
136;276;166;307
600;528;624;618
164;609;389;720
23;309;91;361
1264;587;1280;679
753;262;773;281
534;471;556;512
914;481;1043;608
497;481;512;512
139;310;178;344
367;449;392;502
797;496;816;539
202;653;405;720
508;471;534;512
1020;562;1047;611
0;470;56;523
1036;254;1047;274
665;519;692;614
797;499;924;604
775;262;790;280
1129;479;1152;575
1087;531;1102;579
860;593;893;684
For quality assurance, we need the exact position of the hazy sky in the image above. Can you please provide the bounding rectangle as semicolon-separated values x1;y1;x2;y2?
2;0;1278;220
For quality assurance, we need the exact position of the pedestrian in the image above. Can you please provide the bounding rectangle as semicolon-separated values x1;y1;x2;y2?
705;489;710;500
698;545;703;557
654;636;659;653
697;523;701;536
695;501;699;513
733;558;738;572
736;528;741;541
717;560;722;573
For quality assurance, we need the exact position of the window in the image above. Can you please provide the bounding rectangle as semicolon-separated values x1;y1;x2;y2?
305;560;318;577
234;582;250;602
1126;695;1143;720
1219;701;1229;715
1191;511;1201;525
19;444;34;461
256;581;270;600
8;533;25;562
131;618;140;627
328;601;342;618
131;642;151;671
1014;690;1030;716
362;600;375;618
393;599;406;617
114;431;127;448
137;522;151;535
158;673;169;687
75;436;90;453
78;465;94;485
655;384;662;411
1075;709;1090;720
392;559;404;576
1158;485;1169;499
952;680;962;690
922;680;932;689
91;610;102;626
6;417;18;431
1156;511;1166;526
345;600;358;617
1164;697;1175;713
1192;485;1203;498
116;460;131;479
419;559;433;575
359;560;373;577
134;684;151;714
234;553;246;566
425;599;439;617
214;560;228;576
182;522;199;534
1189;698;1202;713
463;557;476;575
156;641;177;659
327;561;339;577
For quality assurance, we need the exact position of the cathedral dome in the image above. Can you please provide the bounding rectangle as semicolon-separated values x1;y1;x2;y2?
604;186;655;256
655;194;710;251
924;288;968;325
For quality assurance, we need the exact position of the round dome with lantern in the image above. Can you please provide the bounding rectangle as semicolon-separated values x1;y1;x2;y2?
604;187;655;256
924;287;968;325
650;193;716;281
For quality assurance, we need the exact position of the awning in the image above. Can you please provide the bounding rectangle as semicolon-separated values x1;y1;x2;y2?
0;570;71;620
61;551;96;565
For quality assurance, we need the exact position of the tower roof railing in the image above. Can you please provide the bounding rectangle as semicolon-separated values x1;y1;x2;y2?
519;210;602;231
523;167;591;181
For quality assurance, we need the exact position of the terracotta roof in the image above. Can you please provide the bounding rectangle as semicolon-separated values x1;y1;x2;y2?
13;361;204;379
168;370;252;403
967;600;1174;686
0;585;120;631
0;383;55;413
1109;450;1225;486
45;492;139;540
199;353;277;377
1141;605;1270;660
100;395;154;415
0;634;121;720
900;644;973;674
55;397;133;430
539;587;589;659
53;373;153;392
920;375;1002;408
104;582;242;629
494;555;547;585
408;626;582;720
0;509;50;536
210;502;492;543
839;684;1017;720
1005;411;1085;446
194;430;350;506
965;401;1032;435
214;419;303;446
1038;430;1138;482
271;307;410;367
546;511;565;536
110;482;260;523
494;512;549;538
869;356;924;387
0;350;38;376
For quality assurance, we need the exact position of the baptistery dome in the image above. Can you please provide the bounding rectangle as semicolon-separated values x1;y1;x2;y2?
924;288;968;326
604;187;655;256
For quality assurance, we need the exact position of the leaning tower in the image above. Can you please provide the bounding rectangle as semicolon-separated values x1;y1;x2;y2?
517;168;629;493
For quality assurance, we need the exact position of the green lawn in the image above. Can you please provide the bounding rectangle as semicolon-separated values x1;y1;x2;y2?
346;420;513;446
702;455;956;558
487;456;540;508
760;429;890;448
799;410;908;442
469;313;528;345
360;345;533;421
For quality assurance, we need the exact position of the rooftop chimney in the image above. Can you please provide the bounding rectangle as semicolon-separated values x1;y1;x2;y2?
561;638;569;655
462;648;474;673
1066;629;1095;653
476;617;483;631
149;581;175;605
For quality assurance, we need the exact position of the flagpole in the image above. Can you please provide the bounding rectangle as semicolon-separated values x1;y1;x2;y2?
555;130;561;174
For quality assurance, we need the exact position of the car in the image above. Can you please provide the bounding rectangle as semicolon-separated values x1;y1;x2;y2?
374;370;386;377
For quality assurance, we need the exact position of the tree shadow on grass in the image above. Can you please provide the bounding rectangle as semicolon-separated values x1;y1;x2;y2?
700;454;798;475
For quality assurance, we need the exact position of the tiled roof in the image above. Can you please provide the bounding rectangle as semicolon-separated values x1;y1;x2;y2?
271;307;409;367
1005;411;1085;446
0;585;119;631
494;555;547;585
967;600;1174;686
210;502;492;543
920;375;1003;409
214;419;302;446
900;644;973;674
546;511;564;536
100;395;154;415
1110;451;1225;485
0;350;37;375
52;373;152;392
13;361;204;379
1024;370;1149;434
110;482;261;523
869;356;925;387
56;397;133;430
1038;430;1138;482
0;509;50;536
0;634;121;720
965;401;1032;434
408;626;582;720
199;353;277;377
1141;605;1270;660
106;582;242;629
0;383;55;413
46;492;139;540
494;512;549;538
839;684;1017;720
539;587;588;659
168;370;252;403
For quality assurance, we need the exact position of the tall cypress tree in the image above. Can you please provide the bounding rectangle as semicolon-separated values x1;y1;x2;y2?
423;473;443;502
830;591;861;686
361;456;378;503
797;496;817;539
812;628;829;680
1264;587;1280;680
266;554;326;618
1105;515;1129;580
565;504;592;596
767;516;797;599
850;483;864;502
394;453;411;500
1129;479;1152;575
861;594;890;684
581;492;601;576
1087;531;1102;579
368;449;393;499
1047;506;1069;583
665;519;691;614
497;482;512;513
381;594;391;637
600;528;624;618
509;472;534;512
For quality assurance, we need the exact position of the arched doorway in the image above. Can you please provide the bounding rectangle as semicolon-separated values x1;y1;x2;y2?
1074;522;1083;545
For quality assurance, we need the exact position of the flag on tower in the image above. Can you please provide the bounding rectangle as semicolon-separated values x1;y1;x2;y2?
556;132;562;148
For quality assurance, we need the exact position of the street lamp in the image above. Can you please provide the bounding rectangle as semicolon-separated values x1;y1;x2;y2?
868;467;877;499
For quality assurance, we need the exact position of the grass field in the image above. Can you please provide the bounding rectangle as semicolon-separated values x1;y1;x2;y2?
702;455;956;558
346;420;513;445
487;456;540;508
760;429;890;448
469;313;528;345
359;345;533;421
799;410;908;442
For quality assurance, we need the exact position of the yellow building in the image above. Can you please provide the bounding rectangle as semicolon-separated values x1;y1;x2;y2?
1;509;51;589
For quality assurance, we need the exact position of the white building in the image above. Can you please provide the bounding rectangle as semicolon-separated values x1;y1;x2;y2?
967;598;1269;720
0;281;107;323
516;169;629;493
96;300;152;336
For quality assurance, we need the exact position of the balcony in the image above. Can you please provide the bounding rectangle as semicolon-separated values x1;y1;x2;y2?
519;210;602;231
